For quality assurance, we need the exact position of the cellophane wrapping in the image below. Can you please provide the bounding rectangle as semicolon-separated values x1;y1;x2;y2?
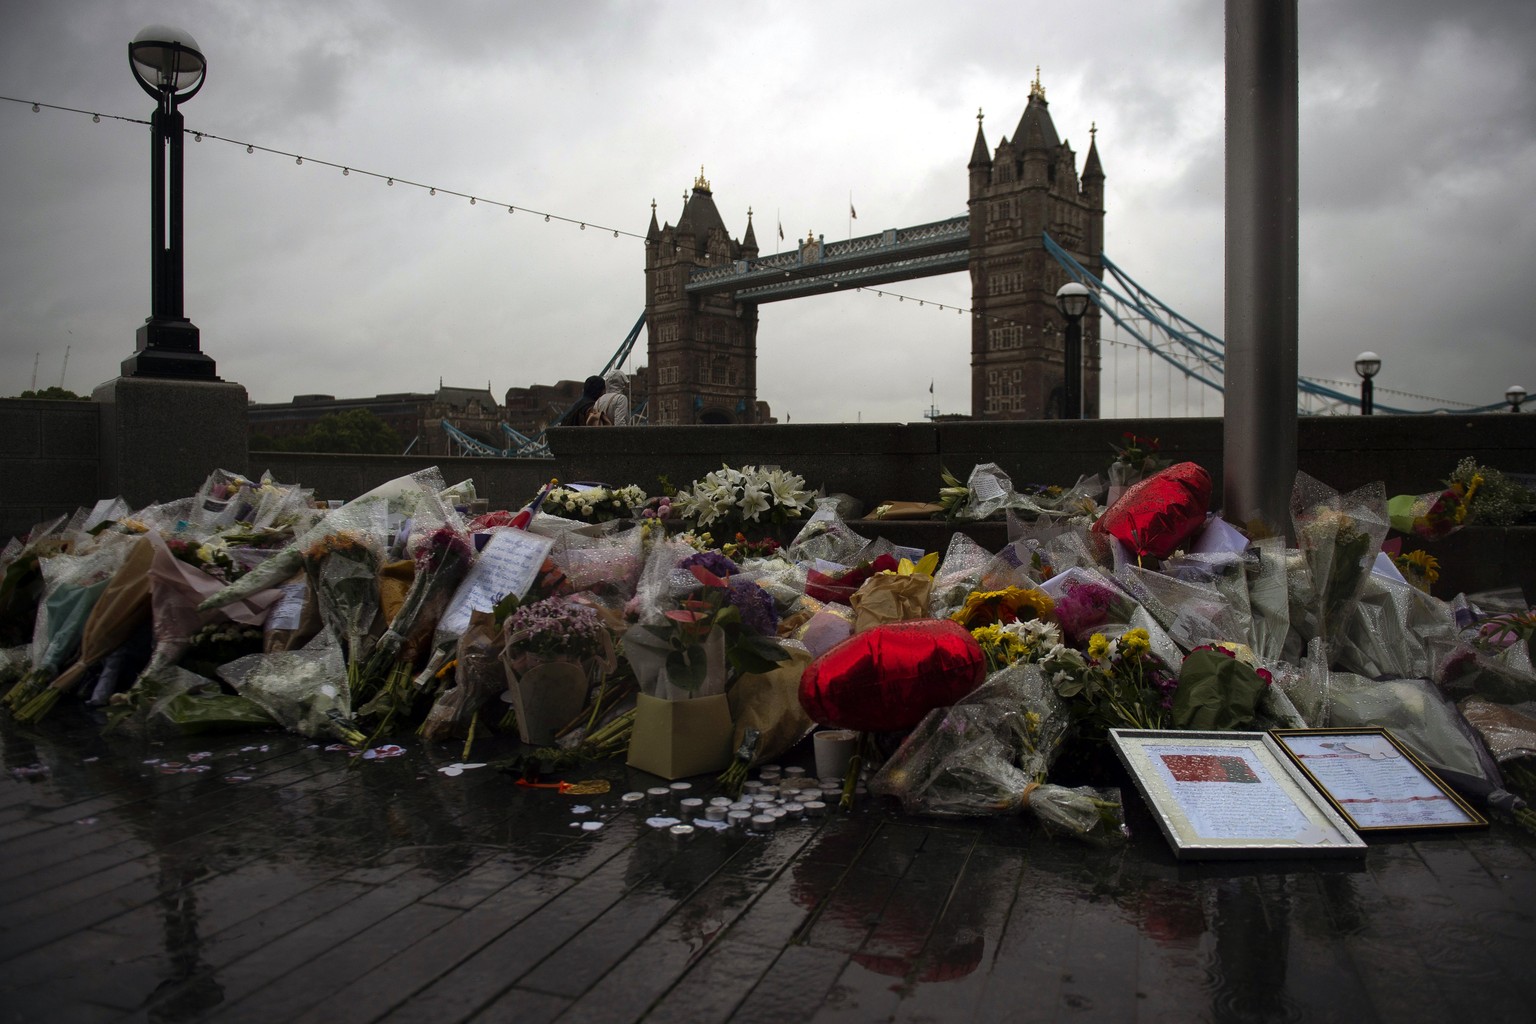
869;661;1069;817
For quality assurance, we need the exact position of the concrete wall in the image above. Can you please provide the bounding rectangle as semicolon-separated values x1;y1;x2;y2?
547;415;1535;506
0;399;101;542
4;396;1531;600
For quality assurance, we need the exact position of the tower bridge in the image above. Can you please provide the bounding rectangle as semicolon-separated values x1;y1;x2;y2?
644;72;1103;425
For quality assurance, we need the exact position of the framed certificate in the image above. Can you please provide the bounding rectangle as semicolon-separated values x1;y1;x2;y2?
1109;729;1367;860
1270;728;1487;832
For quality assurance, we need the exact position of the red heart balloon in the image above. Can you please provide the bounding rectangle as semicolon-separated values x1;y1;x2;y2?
1094;461;1213;558
798;619;985;732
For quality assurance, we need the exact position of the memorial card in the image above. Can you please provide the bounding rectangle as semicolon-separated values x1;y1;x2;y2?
1110;730;1367;859
1271;728;1486;832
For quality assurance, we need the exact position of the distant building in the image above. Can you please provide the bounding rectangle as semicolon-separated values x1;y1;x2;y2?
248;384;503;456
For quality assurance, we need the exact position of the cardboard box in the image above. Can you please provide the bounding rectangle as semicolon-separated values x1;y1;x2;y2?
626;692;734;780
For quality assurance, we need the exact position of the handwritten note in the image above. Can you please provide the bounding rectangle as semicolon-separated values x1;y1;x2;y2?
264;581;308;632
1146;744;1319;842
1281;733;1476;828
439;528;555;635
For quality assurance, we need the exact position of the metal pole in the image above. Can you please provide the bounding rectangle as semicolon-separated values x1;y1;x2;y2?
1224;0;1298;533
1064;316;1082;419
1360;376;1373;416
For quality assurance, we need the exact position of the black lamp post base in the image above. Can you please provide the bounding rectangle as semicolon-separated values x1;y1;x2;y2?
123;319;219;379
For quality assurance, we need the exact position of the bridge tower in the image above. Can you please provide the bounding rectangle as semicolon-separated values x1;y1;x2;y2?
968;73;1105;419
644;171;761;425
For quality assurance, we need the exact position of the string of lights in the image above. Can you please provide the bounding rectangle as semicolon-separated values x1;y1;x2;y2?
4;94;1498;413
1;93;1028;331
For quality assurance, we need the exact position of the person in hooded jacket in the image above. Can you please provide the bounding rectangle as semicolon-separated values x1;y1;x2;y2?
591;368;631;425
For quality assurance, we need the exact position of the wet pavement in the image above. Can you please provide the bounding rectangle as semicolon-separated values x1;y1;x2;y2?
3;711;1535;1024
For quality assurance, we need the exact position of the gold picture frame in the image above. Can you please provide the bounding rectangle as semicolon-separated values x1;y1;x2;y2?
1270;728;1487;833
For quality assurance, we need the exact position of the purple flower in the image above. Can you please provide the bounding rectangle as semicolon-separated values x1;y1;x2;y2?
1055;582;1118;645
726;578;779;636
680;551;740;579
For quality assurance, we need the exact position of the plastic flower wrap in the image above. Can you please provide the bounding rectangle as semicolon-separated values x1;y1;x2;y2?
303;522;385;693
548;519;644;598
622;555;785;699
218;634;365;745
1115;561;1245;654
786;498;871;566
938;463;1016;522
1106;432;1170;502
804;554;899;606
1290;472;1389;662
1244;537;1291;664
928;532;995;618
1038;566;1136;646
11;535;157;722
1333;569;1458;681
5;530;138;713
870;661;1070;817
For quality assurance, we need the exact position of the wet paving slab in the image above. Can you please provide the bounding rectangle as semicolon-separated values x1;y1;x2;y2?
3;712;1536;1024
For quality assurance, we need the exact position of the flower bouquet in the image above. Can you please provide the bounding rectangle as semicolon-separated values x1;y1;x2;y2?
1291;472;1389;662
672;464;812;542
501;595;616;743
543;484;648;523
1053;626;1179;736
303;525;385;694
355;522;475;734
621;555;785;699
1106;432;1169;505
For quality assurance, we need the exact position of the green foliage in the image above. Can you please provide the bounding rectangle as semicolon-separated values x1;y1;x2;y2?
15;387;88;401
257;409;402;454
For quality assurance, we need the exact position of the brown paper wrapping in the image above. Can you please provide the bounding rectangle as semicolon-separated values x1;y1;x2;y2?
728;646;815;766
849;573;934;634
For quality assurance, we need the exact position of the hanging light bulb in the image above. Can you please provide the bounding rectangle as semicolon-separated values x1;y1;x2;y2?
295;156;302;165
429;188;436;196
507;206;514;213
342;167;349;175
194;132;202;142
386;177;393;185
469;196;476;204
92;113;101;123
246;144;253;153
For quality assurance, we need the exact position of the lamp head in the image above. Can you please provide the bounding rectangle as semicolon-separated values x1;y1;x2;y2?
130;26;206;103
1507;385;1527;411
1354;351;1382;379
1055;281;1091;320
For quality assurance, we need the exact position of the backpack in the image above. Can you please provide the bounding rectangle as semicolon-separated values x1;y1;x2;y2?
584;400;613;427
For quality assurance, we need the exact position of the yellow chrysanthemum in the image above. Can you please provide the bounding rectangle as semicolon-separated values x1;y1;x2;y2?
1087;633;1110;659
1120;628;1151;658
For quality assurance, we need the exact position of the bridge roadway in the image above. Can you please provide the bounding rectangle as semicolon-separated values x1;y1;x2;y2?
684;216;970;302
3;707;1534;1023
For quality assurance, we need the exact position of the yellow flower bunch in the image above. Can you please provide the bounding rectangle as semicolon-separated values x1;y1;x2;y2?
951;586;1055;629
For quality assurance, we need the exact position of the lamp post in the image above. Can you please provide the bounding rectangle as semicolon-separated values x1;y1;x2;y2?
1354;351;1380;416
1508;385;1527;413
123;25;217;379
1055;281;1091;419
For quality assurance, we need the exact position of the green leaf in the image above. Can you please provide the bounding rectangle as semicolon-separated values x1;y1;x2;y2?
665;647;707;692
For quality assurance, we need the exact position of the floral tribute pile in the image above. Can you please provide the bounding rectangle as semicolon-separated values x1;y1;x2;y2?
2;451;1534;843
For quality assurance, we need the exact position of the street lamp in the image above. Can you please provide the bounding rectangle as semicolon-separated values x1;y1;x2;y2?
1055;281;1091;419
1508;385;1527;413
1354;351;1381;416
123;25;217;379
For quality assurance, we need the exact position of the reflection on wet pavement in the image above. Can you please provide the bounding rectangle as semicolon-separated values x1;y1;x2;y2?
3;710;1535;1022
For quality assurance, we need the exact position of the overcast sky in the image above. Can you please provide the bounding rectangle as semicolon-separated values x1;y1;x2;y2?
2;0;1532;423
